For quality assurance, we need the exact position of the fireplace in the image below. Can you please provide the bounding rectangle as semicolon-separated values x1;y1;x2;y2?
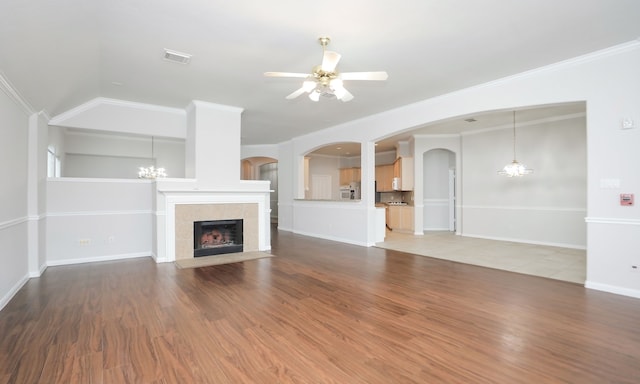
159;195;267;262
193;219;243;257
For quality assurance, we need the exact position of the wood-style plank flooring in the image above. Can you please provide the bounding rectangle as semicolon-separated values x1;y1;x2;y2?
1;228;640;383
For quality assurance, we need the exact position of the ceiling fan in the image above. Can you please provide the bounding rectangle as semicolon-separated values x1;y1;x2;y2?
264;37;388;102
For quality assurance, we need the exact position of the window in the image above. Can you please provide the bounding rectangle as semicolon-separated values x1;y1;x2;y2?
47;146;60;177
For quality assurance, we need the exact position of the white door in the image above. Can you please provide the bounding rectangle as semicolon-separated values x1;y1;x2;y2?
448;169;456;231
311;174;332;200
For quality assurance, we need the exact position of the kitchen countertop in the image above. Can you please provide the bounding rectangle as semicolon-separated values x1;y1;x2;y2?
294;198;362;202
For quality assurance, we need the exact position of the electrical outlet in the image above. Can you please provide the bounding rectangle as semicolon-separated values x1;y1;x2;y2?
107;236;115;244
78;239;91;246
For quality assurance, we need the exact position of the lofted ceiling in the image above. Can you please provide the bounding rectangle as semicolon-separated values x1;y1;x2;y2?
1;1;639;147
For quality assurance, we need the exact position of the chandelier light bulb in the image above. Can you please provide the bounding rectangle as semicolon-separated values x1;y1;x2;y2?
498;111;533;177
309;90;320;102
137;136;167;179
138;166;167;179
498;160;533;177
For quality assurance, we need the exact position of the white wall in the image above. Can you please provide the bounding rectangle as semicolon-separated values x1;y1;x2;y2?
0;77;30;310
46;179;154;265
460;114;586;247
423;148;455;231
28;112;49;276
276;141;294;232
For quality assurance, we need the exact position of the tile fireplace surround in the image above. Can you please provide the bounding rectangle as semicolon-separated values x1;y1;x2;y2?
153;181;271;263
175;203;258;260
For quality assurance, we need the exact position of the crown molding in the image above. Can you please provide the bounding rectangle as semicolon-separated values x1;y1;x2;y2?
460;111;586;136
0;70;36;116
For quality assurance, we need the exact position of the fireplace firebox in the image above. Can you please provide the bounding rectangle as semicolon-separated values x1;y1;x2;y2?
193;219;243;257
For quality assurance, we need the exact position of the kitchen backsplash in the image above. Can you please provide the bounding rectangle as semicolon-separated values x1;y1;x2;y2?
380;191;413;204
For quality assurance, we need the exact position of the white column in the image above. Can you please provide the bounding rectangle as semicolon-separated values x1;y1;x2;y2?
185;100;244;188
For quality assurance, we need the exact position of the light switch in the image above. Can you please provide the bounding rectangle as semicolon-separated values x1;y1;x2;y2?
600;179;620;189
622;118;635;129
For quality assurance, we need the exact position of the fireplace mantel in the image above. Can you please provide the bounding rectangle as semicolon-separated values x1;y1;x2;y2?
152;180;271;262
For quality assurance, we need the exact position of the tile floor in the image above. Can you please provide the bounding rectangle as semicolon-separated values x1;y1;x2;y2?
376;230;586;284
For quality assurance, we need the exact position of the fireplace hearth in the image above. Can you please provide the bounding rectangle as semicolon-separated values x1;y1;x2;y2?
194;219;243;257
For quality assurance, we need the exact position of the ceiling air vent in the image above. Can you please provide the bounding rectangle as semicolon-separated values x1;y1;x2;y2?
163;49;192;64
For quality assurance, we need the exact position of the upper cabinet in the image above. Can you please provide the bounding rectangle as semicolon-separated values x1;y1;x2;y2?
375;164;394;192
376;158;414;192
339;167;361;185
393;157;414;191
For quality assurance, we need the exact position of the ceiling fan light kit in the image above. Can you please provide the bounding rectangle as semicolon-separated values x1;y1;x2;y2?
265;36;388;102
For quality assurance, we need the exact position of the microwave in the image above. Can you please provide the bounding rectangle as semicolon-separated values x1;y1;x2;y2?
340;186;351;200
392;177;401;191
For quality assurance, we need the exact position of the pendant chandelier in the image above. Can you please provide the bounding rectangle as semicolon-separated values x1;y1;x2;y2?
138;136;167;179
498;111;533;177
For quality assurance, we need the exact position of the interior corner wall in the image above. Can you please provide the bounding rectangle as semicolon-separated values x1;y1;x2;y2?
276;141;294;232
28;112;49;277
0;84;30;310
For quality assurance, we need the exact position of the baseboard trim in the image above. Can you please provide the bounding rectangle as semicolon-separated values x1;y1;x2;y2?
292;229;368;247
585;281;640;299
28;263;47;278
461;233;586;250
47;252;151;267
0;273;29;312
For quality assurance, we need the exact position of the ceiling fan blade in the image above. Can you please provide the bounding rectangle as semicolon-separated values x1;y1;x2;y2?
264;72;309;78
285;80;317;100
285;87;307;100
340;71;388;81
340;88;354;102
321;51;341;72
330;79;354;102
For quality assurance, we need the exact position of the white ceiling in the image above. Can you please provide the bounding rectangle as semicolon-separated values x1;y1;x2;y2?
1;1;639;147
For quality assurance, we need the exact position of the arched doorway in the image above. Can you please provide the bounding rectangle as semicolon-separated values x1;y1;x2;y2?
242;157;278;223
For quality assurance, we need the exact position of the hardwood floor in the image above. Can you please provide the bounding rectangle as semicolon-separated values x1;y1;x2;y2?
1;228;640;383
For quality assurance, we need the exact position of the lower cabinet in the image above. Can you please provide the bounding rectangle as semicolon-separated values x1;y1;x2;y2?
387;206;414;233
